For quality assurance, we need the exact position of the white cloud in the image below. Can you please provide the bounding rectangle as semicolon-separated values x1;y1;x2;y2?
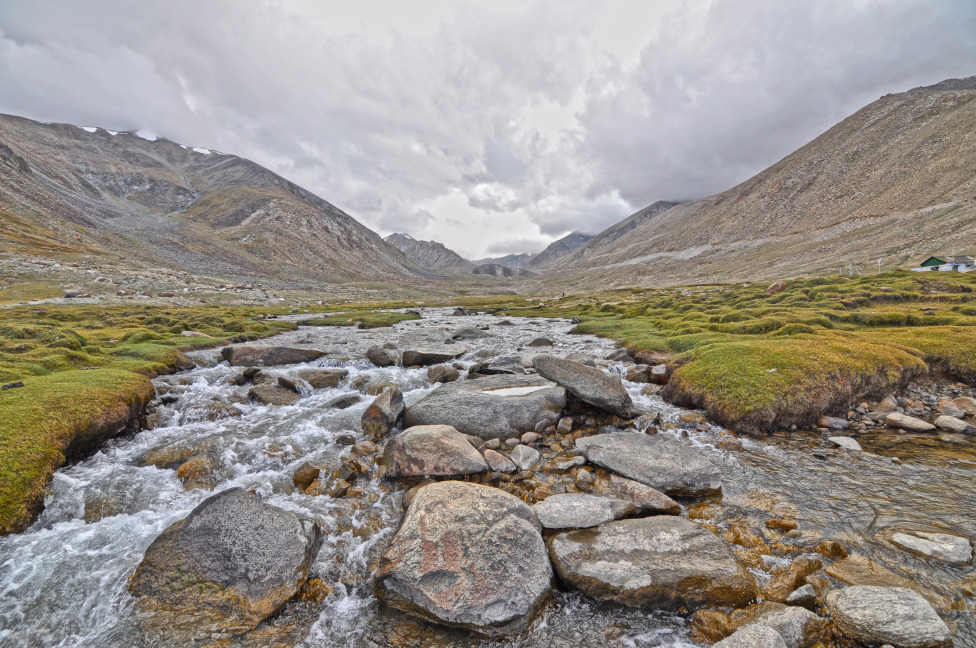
0;0;974;258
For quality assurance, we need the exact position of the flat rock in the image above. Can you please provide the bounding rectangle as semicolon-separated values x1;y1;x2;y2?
826;586;951;648
362;386;404;439
715;625;788;648
374;481;551;635
130;489;322;634
384;425;489;477
510;444;540;471
451;327;486;340
248;384;300;406
404;374;565;439
532;494;634;529
480;356;523;375
885;412;936;432
890;530;972;565
576;432;721;497
366;346;397;367
221;345;325;367
828;436;862;452
934;415;975;434
604;474;681;515
547;516;758;609
401;344;467;367
533;355;634;417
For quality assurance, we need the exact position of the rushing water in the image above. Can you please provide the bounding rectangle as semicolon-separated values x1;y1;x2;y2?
1;309;973;647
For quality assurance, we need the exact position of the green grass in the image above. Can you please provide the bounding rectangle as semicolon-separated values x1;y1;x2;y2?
457;271;976;433
300;311;420;329
0;304;298;534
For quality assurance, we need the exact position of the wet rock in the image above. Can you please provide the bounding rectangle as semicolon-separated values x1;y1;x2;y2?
510;444;541;472
362;386;404;439
366;345;397;367
603;474;681;515
140;439;217;469
818;415;850;430
785;584;817;608
532;494;634;529
533;355;633;417
937;400;966;419
729;601;828;648
293;462;320;490
715;625;788;648
824;555;949;609
557;416;573;434
221;345;325;367
451;327;486;340
690;609;735;643
547;516;758;609
401;344;467;367
625;365;650;383
176;455;216;490
826;586;951;648
764;557;823;603
481;356;523;375
576;432;721;497
828;436;862;451
527;337;554;347
650;364;669;385
404;374;565;439
484;448;516;473
951;396;976;416
130;488;322;635
934;415;975;434
248;384;301;406
890;530;972;565
885;412;935;432
383;425;489;477
326;393;361;409
375;481;552;635
427;365;460;383
297;368;348;389
353;440;379;457
606;348;633;363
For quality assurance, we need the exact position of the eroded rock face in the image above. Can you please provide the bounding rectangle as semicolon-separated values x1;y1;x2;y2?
404;374;565;439
547;516;758;609
383;425;489;477
825;586;951;648
130;488;322;635
375;481;552;635
221;345;325;367
576;432;722;497
532;355;634;417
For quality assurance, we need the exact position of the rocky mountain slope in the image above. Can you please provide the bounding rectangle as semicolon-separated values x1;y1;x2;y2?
527;232;591;268
473;253;534;268
542;78;976;289
384;233;474;273
0;114;429;286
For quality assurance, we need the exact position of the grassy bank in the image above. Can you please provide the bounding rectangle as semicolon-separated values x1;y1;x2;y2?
0;304;299;534
463;271;976;433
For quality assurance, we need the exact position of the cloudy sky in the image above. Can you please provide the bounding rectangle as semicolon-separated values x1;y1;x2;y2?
1;1;975;258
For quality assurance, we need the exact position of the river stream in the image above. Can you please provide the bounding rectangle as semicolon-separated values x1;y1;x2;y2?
1;309;973;647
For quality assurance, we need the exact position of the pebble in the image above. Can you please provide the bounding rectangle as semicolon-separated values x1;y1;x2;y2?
574;469;595;489
521;432;541;444
484;438;501;450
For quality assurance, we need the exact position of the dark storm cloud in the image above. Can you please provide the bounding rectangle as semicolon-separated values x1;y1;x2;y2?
0;0;974;257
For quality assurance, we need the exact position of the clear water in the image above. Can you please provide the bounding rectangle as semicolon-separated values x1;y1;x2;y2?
0;309;972;647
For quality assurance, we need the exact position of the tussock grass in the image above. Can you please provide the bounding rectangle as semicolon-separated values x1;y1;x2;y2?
0;304;297;534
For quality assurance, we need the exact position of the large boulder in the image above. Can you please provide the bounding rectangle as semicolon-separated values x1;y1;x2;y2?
221;345;325;367
825;586;951;648
361;386;404;439
374;481;552;635
576;432;722;497
404;374;565;439
248;384;300;406
401;344;468;367
547;516;757;609
130;488;322;634
383;425;489;477
533;355;634;417
296;368;348;389
531;494;635;530
366;346;397;367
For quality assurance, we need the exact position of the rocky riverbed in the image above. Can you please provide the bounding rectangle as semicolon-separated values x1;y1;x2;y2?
0;309;972;647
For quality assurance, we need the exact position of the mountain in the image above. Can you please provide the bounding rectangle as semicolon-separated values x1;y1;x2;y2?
540;77;976;288
472;263;534;278
0;114;428;285
472;253;534;268
384;233;474;273
527;231;591;268
554;201;678;267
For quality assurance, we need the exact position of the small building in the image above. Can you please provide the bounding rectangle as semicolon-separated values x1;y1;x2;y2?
912;255;975;272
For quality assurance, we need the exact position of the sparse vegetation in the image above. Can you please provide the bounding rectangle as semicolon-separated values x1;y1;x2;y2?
301;311;420;329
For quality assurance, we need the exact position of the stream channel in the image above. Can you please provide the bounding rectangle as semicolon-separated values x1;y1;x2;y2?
1;308;973;647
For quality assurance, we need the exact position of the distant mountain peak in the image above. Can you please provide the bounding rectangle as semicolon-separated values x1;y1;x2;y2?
384;233;473;273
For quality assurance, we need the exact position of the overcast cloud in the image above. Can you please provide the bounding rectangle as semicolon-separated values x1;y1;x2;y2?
1;0;974;258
